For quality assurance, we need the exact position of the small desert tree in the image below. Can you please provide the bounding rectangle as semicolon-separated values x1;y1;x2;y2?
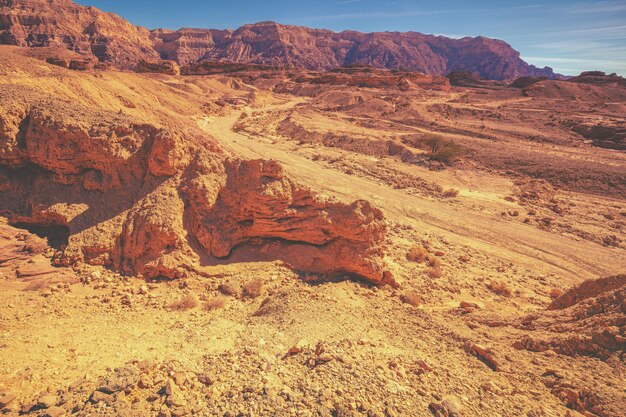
423;134;463;164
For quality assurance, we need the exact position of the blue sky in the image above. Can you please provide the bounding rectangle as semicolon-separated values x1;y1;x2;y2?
76;0;626;75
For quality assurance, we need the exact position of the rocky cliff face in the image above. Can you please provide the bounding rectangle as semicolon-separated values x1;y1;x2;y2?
0;0;159;67
155;22;557;80
0;0;557;80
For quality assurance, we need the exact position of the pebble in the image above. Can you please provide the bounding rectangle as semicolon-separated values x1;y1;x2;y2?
442;397;463;416
158;406;172;417
317;353;333;363
197;373;214;386
37;394;58;408
172;372;187;387
480;381;499;393
165;380;187;407
138;374;154;389
464;342;500;371
90;391;113;404
165;379;180;396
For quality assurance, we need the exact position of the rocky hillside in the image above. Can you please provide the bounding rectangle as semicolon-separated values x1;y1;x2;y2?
0;47;390;285
0;0;159;67
0;0;556;80
154;22;556;80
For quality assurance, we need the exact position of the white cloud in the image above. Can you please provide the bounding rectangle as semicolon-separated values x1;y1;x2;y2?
522;55;626;74
566;0;626;14
296;9;448;21
433;33;470;39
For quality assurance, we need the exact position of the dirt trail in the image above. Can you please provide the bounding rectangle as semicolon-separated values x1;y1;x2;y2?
199;102;626;282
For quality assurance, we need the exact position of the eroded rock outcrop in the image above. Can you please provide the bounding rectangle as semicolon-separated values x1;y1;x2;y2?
135;59;180;76
114;184;195;279
569;71;626;87
0;88;390;284
0;0;160;68
514;275;626;360
569;121;626;151
446;71;507;89
185;159;388;282
45;56;95;71
0;88;191;191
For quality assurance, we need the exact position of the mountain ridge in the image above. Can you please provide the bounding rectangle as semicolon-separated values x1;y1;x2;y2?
0;0;558;80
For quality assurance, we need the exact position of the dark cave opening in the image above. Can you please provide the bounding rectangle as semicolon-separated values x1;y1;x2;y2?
12;222;71;249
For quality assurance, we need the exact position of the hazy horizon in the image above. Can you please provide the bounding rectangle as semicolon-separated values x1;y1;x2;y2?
75;0;626;76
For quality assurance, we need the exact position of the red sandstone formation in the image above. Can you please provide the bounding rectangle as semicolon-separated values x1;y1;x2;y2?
0;85;389;284
0;0;159;67
135;59;180;76
0;0;556;80
185;159;387;282
154;22;556;80
569;71;626;86
514;275;626;360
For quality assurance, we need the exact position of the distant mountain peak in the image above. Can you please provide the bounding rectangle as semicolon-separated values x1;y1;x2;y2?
0;0;557;80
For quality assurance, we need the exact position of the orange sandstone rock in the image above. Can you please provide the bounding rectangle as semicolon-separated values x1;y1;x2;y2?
0;90;389;284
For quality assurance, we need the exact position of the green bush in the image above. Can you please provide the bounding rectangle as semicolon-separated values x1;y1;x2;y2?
424;134;463;164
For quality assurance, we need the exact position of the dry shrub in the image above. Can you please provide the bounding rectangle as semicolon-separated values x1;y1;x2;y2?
400;291;422;307
487;281;512;297
427;266;442;279
167;294;199;311
427;256;441;268
204;296;227;311
243;278;264;299
442;189;459;198
423;255;443;278
406;245;429;263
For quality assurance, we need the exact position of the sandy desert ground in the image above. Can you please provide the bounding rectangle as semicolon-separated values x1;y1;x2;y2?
0;46;625;417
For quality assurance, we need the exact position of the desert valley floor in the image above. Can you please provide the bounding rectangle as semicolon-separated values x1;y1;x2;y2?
0;45;625;417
